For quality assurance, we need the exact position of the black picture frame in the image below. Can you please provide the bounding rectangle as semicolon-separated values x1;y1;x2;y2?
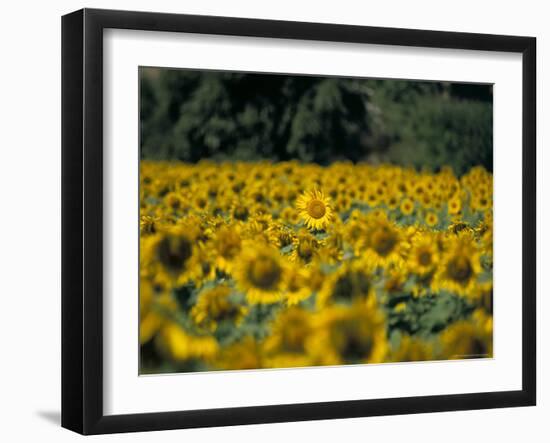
61;8;537;435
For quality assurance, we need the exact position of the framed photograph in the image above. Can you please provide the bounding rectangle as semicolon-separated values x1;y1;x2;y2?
61;8;536;435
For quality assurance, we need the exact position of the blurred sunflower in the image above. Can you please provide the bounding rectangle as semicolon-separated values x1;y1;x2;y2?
408;233;439;276
212;225;242;273
190;285;248;332
434;232;482;296
235;244;286;304
309;300;388;365
263;307;315;368
439;310;493;359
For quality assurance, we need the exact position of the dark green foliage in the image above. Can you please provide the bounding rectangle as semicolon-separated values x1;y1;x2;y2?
140;69;371;164
387;292;474;338
366;79;493;174
140;68;492;173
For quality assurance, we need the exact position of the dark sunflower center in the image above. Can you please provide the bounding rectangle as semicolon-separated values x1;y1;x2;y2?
157;236;193;273
219;234;241;258
418;250;432;266
279;232;293;247
307;199;326;219
282;320;308;352
447;255;473;283
298;242;314;262
372;228;397;256
333;271;370;301
249;256;282;290
233;206;249;221
332;322;373;362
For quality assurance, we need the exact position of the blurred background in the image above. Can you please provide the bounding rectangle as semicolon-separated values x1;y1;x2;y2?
140;67;492;175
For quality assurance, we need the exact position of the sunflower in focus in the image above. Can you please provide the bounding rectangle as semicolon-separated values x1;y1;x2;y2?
296;189;333;231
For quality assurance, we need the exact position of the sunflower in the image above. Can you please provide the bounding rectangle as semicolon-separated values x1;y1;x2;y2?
425;211;439;227
230;200;250;221
138;160;494;373
140;215;159;235
439;311;493;359
447;195;462;215
164;191;182;211
318;230;345;264
434;232;482;297
383;265;408;295
267;222;295;248
308;300;388;365
283;268;313;306
400;198;415;216
362;215;404;267
190;285;248;332
263;307;314;368
290;230;320;265
408;233;439;276
235;244;286;304
317;261;373;307
142;225;202;286
296;189;333;231
212;225;242;273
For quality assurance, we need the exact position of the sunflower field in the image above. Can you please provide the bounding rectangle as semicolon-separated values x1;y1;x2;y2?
139;161;493;374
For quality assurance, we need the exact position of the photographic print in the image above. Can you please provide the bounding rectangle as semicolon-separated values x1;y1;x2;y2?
138;68;493;374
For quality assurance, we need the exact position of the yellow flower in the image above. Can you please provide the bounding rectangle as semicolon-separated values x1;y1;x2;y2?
448;195;462;215
317;261;373;307
263;308;315;368
408;233;439;276
140;215;159;235
400;198;414;215
142;225;202;286
362;214;404;267
190;285;248;332
212;225;242;273
296;189;333;230
289;229;320;265
138;160;494;374
284;268;313;306
235;244;285;304
308;300;389;365
425;211;439;227
434;232;482;297
439;312;493;359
